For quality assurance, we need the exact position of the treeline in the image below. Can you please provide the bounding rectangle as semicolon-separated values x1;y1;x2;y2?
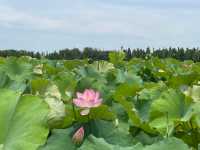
0;47;200;62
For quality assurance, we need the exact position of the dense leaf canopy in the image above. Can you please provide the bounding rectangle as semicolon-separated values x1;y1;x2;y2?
0;54;199;150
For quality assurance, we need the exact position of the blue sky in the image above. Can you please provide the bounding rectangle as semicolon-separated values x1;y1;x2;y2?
0;0;200;52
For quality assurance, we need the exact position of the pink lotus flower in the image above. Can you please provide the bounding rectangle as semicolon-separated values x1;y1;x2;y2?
72;127;84;144
73;89;102;115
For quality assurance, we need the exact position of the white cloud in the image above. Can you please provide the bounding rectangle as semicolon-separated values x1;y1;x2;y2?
0;1;200;50
0;3;199;38
0;5;64;30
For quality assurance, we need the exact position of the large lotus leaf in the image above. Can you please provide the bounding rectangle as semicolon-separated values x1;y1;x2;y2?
192;62;200;73
136;84;166;122
184;85;200;102
89;105;116;121
114;83;141;99
76;77;110;101
74;65;102;79
115;69;143;85
53;72;77;102
150;59;171;80
2;57;33;81
131;130;162;145
149;89;186;135
113;84;154;135
113;92;156;136
109;51;125;65
0;71;26;93
45;84;61;100
142;137;189;150
113;82;144;127
76;77;95;91
78;135;189;150
87;120;134;147
33;64;43;75
182;101;200;127
91;61;114;73
40;59;57;66
39;128;76;150
138;84;165;100
44;85;66;128
90;79;114;102
168;74;198;88
174;121;200;149
60;105;75;128
113;93;140;126
127;58;145;73
43;64;62;77
164;58;181;72
151;57;166;69
153;68;170;78
0;57;5;64
5;80;27;93
0;72;8;87
31;80;66;126
63;59;88;70
75;105;116;123
111;102;128;122
45;97;66;128
78;136;115;150
0;89;49;150
31;78;50;95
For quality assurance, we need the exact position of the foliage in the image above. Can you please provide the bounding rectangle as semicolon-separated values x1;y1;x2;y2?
1;47;200;62
0;55;199;150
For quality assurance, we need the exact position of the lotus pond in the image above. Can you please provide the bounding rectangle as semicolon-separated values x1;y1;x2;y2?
0;53;200;150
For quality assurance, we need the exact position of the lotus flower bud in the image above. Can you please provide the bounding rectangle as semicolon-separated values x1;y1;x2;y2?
72;127;84;144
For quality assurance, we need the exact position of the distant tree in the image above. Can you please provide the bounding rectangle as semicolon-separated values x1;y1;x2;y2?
0;47;200;61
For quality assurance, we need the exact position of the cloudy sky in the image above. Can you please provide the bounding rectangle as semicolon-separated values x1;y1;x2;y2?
0;0;200;51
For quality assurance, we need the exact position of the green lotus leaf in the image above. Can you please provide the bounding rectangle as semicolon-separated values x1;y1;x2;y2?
76;105;116;123
149;89;186;135
78;135;189;150
89;120;134;147
184;85;200;102
44;84;66;128
109;51;125;65
91;61;114;73
0;88;49;150
182;101;200;127
53;72;77;102
39;128;76;150
2;57;33;81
